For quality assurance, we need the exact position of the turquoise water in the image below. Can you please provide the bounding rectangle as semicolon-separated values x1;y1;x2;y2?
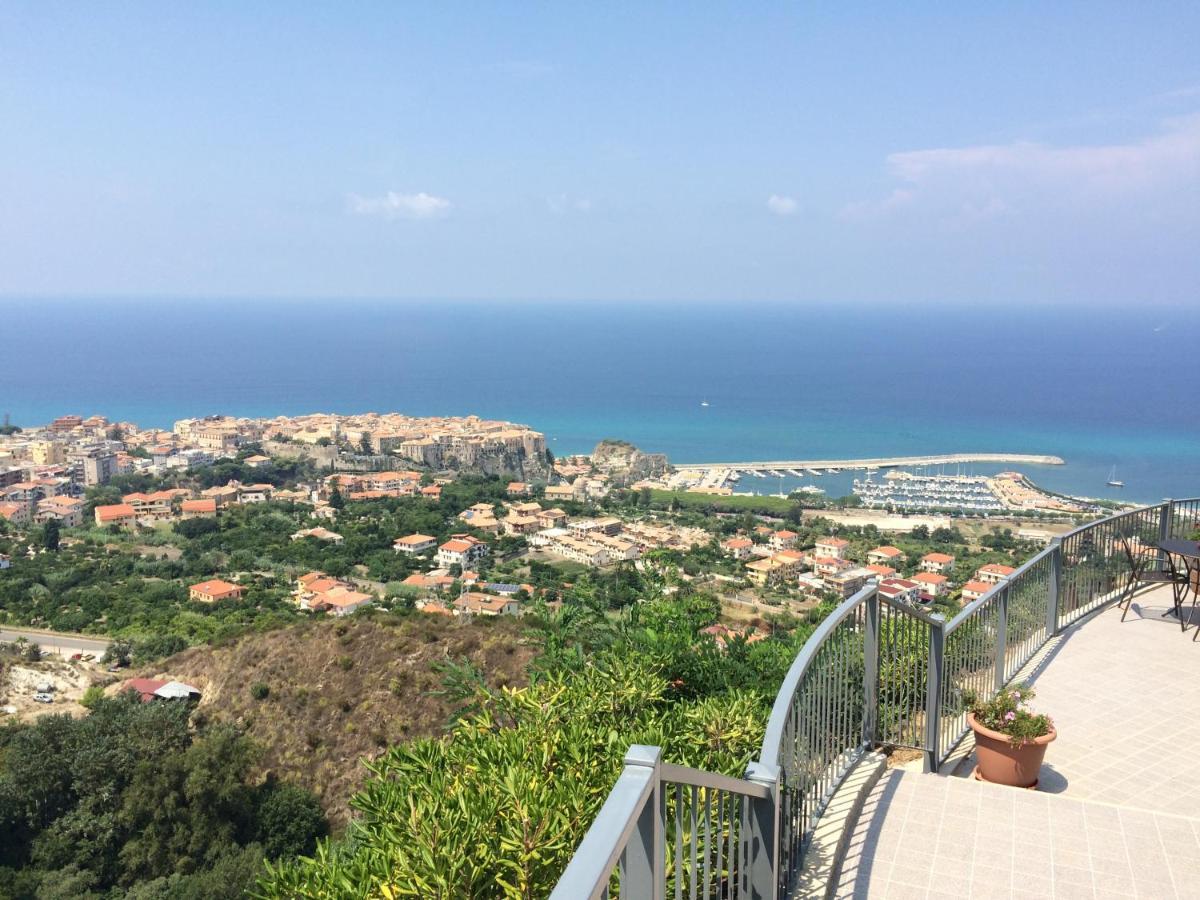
0;298;1196;504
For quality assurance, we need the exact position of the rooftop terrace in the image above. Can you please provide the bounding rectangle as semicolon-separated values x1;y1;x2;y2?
837;584;1200;899
551;497;1200;899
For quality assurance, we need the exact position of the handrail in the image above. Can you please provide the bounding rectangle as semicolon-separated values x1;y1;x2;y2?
549;745;661;900
659;762;771;800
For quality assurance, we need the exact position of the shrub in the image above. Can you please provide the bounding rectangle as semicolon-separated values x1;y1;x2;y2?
968;684;1053;746
80;684;106;709
250;682;270;700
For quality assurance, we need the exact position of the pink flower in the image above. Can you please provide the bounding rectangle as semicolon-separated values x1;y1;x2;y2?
1004;711;1016;722
1010;691;1021;700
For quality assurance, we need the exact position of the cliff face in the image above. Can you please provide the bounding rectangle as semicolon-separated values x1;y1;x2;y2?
591;439;668;485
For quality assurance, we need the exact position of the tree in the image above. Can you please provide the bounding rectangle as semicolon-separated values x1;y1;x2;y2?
328;485;345;510
42;519;61;552
103;639;132;667
253;782;328;859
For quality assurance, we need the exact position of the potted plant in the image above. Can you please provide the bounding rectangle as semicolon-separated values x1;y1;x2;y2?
966;684;1055;788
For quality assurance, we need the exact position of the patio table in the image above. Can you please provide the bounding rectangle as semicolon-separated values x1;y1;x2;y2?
1159;539;1200;634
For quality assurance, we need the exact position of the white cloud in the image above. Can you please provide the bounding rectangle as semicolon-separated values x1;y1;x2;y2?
888;113;1200;188
766;194;798;216
843;113;1200;221
348;191;451;220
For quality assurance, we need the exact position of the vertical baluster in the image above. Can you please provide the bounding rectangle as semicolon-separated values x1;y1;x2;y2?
689;785;698;900
710;792;720;897
703;788;711;899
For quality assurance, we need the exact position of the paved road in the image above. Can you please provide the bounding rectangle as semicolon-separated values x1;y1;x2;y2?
0;628;111;658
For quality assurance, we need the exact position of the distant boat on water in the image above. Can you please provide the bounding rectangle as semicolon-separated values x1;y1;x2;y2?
1107;466;1124;488
700;399;709;407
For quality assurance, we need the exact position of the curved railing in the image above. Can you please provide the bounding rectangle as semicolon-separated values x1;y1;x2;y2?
551;497;1200;899
759;584;936;895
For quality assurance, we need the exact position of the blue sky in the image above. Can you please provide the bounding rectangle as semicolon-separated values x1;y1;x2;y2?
1;3;1197;305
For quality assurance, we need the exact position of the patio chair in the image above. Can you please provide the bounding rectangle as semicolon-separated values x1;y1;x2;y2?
1119;537;1188;627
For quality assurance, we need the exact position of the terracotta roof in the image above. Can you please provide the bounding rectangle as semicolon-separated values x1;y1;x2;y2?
978;564;1016;576
395;533;437;546
190;579;243;596
912;572;948;585
870;546;903;557
922;552;955;563
962;580;994;595
181;498;217;512
95;503;137;520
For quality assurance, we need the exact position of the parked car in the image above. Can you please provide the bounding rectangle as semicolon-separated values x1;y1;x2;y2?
70;653;83;661
33;693;54;704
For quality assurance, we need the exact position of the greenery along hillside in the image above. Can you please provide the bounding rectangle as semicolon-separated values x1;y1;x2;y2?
143;612;535;826
0;693;328;900
259;591;837;899
0;475;523;647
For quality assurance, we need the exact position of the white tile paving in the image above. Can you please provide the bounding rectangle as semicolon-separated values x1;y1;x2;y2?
835;586;1200;899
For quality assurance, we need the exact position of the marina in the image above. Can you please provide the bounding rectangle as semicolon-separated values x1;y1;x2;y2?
852;471;1007;513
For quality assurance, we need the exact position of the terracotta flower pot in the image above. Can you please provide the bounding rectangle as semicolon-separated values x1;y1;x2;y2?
967;712;1056;789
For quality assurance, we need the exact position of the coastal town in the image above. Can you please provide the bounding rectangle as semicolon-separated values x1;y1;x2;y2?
0;410;1117;653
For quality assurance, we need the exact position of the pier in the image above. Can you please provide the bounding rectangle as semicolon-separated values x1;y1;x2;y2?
672;452;1064;475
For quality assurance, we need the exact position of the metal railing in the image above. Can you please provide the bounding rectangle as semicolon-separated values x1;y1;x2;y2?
552;497;1200;899
548;745;774;899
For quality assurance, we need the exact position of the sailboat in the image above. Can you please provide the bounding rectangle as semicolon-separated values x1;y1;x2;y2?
1107;466;1124;488
700;399;709;407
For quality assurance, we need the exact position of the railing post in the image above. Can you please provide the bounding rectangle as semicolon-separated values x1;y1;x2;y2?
861;587;879;748
744;761;780;900
1158;500;1173;569
1046;538;1062;637
923;615;944;774
994;584;1010;691
620;745;664;900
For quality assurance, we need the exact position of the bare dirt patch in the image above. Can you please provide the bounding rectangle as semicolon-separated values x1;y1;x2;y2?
0;657;107;721
140;612;537;828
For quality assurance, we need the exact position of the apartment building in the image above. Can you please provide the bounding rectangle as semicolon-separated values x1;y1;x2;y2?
912;571;949;597
961;580;994;603
722;537;754;560
94;503;138;528
814;537;850;559
437;535;489;568
867;546;905;566
976;563;1016;584
35;495;84;528
394;534;438;554
769;530;799;551
920;552;956;574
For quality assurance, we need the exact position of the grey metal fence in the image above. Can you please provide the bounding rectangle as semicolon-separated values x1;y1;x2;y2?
552;498;1199;899
548;745;774;900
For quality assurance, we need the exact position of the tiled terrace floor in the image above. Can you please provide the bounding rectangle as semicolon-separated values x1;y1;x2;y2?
836;586;1200;899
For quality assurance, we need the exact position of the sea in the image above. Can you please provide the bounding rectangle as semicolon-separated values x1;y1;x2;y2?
1;298;1197;506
